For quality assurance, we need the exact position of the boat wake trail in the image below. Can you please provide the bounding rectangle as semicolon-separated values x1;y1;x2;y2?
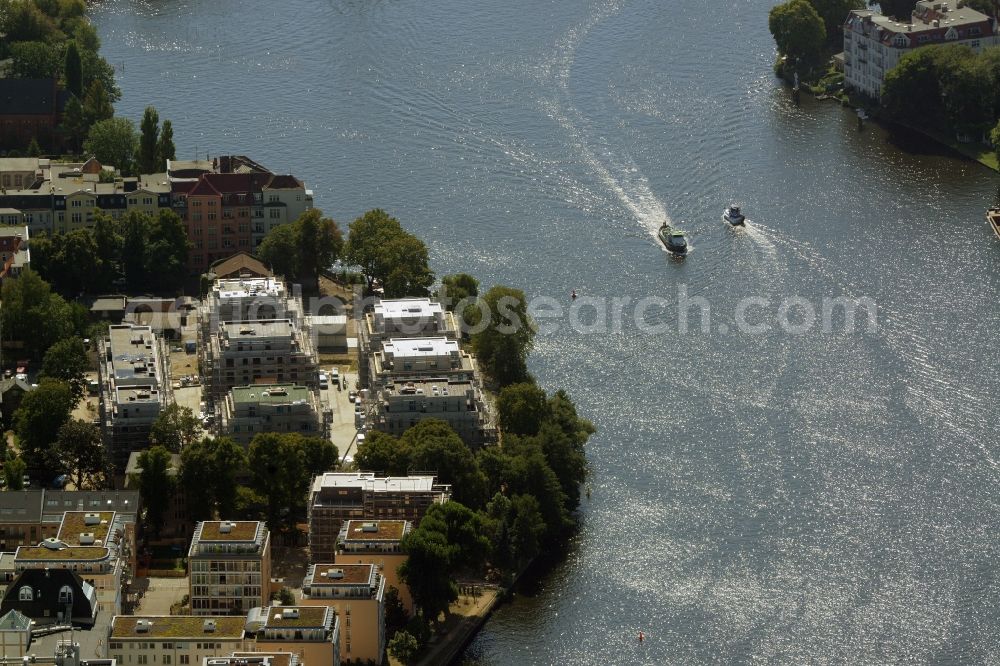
740;221;779;262
540;0;669;238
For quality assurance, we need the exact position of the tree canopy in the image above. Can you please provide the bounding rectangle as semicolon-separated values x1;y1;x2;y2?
768;0;827;68
438;273;479;311
150;404;200;453
344;209;434;297
84;117;138;175
135;446;175;536
138;106;160;175
179;436;247;522
14;378;76;481
41;337;89;401
805;0;863;44
36;209;189;295
0;268;79;358
54;419;105;489
247;432;338;531
258;209;343;291
469;285;536;387
882;44;1000;136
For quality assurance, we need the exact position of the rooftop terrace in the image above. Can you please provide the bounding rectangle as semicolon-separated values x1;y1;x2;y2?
15;545;111;562
57;511;116;545
110;615;247;639
304;564;376;587
194;521;263;543
231;384;312;406
339;520;409;543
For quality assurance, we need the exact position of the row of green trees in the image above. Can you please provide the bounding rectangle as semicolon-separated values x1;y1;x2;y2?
882;44;1000;142
0;268;92;359
80;106;176;176
257;207;435;296
32;209;190;296
132;429;340;537
0;0;121;152
10;332;98;482
355;389;593;627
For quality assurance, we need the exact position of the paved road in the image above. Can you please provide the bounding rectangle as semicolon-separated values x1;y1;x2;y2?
319;368;360;464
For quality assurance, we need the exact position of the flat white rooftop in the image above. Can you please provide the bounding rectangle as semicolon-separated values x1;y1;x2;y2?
214;277;285;300
311;472;439;494
375;298;442;320
383;337;457;358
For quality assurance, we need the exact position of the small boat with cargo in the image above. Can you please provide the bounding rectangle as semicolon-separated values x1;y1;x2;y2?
658;222;688;255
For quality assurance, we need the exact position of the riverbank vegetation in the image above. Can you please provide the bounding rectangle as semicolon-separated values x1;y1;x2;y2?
0;0;120;152
769;0;862;81
882;44;1000;165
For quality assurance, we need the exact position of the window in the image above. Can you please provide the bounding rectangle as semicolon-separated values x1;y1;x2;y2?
269;195;278;202
144;197;153;205
71;199;82;207
180;656;189;665
72;213;82;223
269;209;281;219
137;656;147;665
58;585;73;603
18;586;32;601
163;657;171;665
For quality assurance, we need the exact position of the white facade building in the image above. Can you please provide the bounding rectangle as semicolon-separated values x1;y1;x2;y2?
844;1;1000;101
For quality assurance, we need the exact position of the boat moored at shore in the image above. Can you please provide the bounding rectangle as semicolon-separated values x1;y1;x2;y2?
988;208;1000;240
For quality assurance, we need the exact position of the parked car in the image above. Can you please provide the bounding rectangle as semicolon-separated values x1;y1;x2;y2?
319;371;329;390
348;390;357;403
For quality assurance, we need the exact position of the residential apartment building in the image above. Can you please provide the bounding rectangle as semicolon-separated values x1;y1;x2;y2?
167;156;313;274
202;320;318;403
98;325;172;472
0;208;24;226
358;298;460;389
0;225;30;280
844;1;1000;101
300;563;386;664
0;490;139;553
188;521;271;616
221;385;325;446
108;615;251;664
369;337;477;388
0;158;171;235
200;277;304;331
335;520;413;614
14;510;132;615
246;605;340;666
307;473;450;563
209;654;300;666
370;377;491;443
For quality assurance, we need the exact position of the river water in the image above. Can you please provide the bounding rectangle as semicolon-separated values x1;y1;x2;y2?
91;0;1000;662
